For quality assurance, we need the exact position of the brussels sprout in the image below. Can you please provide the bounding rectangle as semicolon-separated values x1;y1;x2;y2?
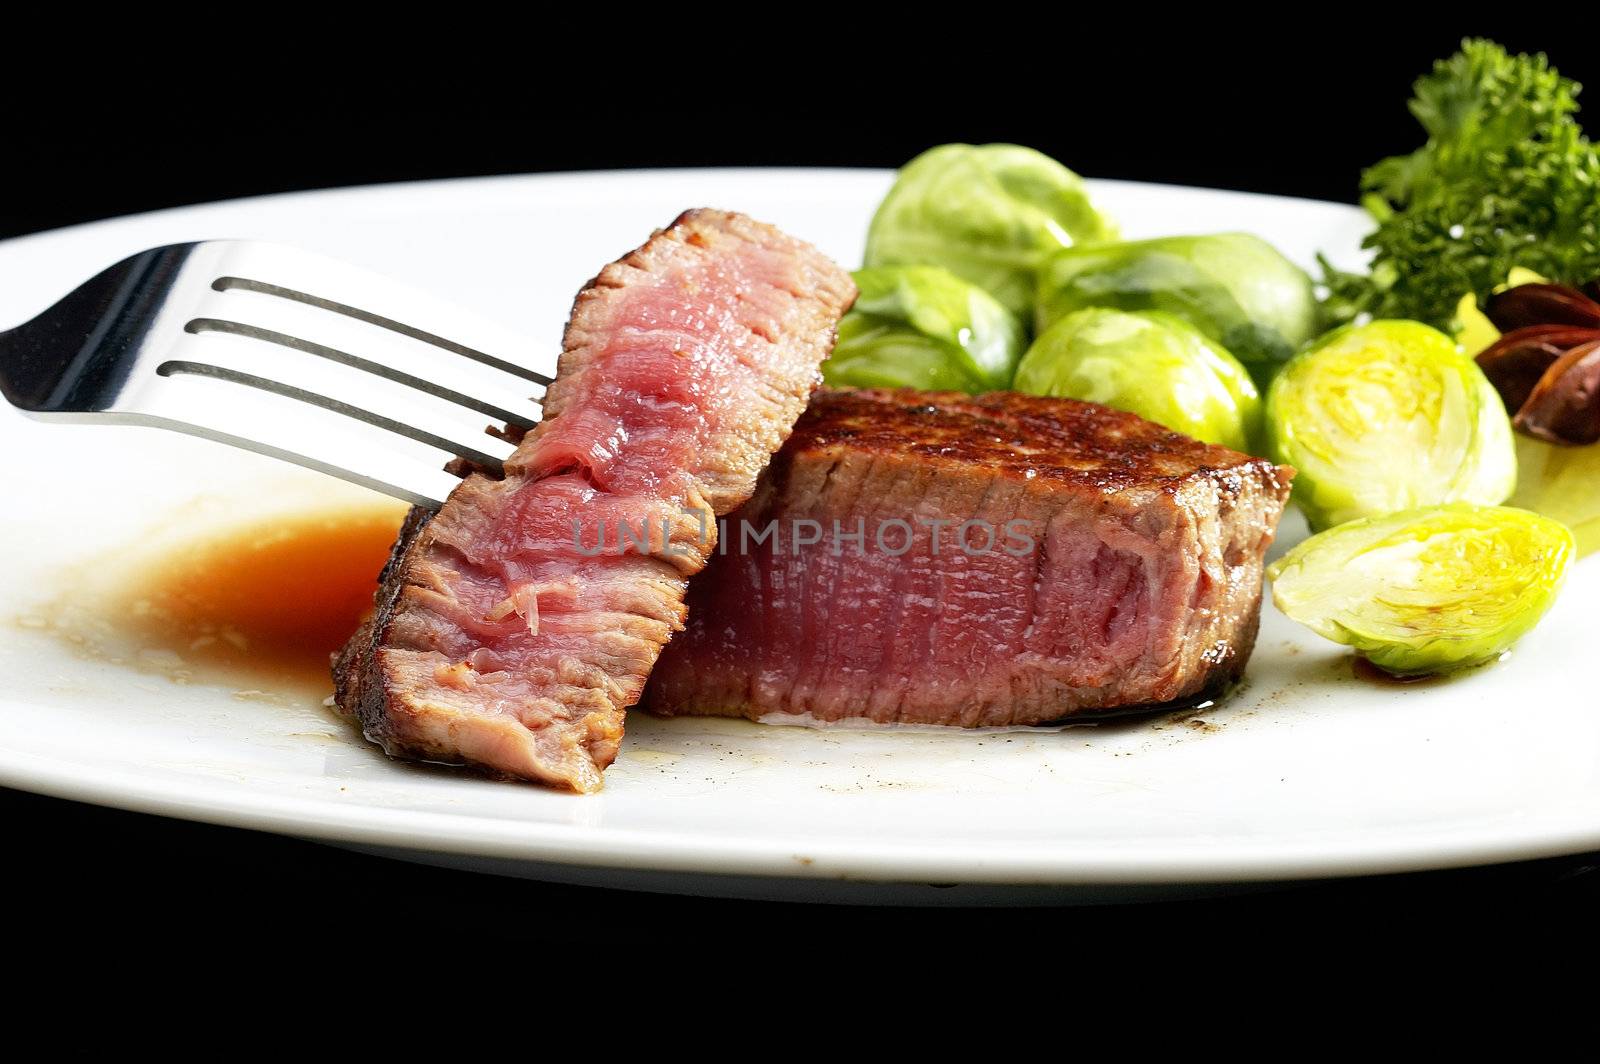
864;144;1118;319
1268;503;1574;676
823;266;1025;393
1509;434;1600;556
1013;308;1261;452
1035;233;1319;384
1266;320;1516;531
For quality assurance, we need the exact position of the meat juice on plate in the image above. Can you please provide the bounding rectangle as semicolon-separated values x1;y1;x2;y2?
22;501;406;699
124;505;406;688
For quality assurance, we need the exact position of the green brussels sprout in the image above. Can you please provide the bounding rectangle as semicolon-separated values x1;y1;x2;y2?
864;144;1118;319
823;266;1025;393
1509;434;1600;557
1034;233;1319;384
1268;503;1574;676
1013;307;1261;452
1266;320;1516;531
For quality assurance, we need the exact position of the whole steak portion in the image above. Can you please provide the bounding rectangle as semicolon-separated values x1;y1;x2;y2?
644;388;1293;727
335;211;856;791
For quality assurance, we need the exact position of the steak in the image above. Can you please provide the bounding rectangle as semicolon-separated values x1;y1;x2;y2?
333;210;856;791
643;388;1293;726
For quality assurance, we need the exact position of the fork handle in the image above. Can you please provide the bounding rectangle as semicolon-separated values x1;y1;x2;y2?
0;244;197;412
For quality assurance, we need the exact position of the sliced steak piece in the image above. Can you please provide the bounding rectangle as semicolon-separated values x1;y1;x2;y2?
644;388;1293;726
334;210;856;791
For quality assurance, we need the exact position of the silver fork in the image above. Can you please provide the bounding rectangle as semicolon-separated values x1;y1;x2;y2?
0;241;552;509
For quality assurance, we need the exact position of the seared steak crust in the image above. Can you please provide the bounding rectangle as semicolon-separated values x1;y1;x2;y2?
644;388;1293;726
334;211;856;791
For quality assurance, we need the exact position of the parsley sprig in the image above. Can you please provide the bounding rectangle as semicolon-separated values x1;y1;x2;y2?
1324;40;1600;332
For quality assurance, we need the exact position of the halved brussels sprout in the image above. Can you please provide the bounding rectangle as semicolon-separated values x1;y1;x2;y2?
864;144;1118;319
1266;320;1516;531
1509;434;1600;556
823;266;1025;393
1034;233;1319;384
1013;307;1261;452
1268;503;1574;676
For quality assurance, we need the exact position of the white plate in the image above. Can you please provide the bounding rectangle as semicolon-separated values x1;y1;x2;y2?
1;169;1595;901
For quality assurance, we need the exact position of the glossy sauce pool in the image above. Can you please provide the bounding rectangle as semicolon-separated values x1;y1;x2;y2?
85;503;407;695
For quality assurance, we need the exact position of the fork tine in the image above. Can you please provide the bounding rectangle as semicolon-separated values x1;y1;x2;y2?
94;369;472;508
184;317;540;430
157;359;511;474
201;279;547;431
211;276;553;387
166;295;532;463
206;243;556;396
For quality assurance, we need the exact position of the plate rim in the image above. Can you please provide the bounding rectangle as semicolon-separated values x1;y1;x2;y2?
0;166;1366;251
3;735;1598;884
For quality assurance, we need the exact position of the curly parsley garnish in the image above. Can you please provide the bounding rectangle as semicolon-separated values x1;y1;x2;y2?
1324;40;1600;332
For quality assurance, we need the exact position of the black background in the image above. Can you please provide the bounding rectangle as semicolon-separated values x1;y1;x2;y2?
3;28;1598;961
5;28;1595;240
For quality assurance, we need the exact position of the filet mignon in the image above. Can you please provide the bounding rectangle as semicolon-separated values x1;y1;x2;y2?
333;210;857;791
644;388;1293;726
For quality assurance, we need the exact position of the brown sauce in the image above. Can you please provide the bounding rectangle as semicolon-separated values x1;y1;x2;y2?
1350;656;1447;687
111;504;406;691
